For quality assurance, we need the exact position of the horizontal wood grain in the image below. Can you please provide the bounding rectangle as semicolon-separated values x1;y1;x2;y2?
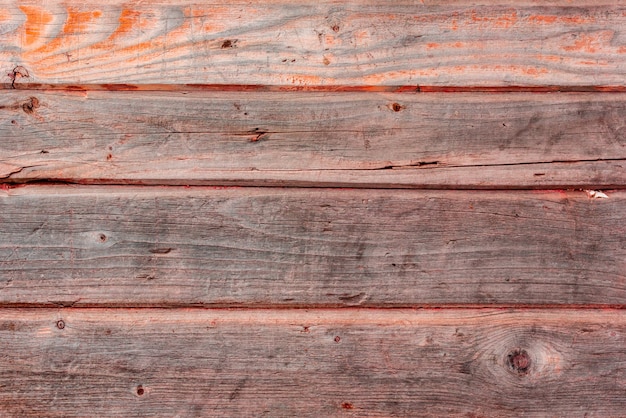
1;91;625;187
0;185;624;307
0;308;624;416
2;1;626;87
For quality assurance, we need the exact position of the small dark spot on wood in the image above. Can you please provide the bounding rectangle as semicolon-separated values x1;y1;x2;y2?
221;40;233;48
332;25;340;32
136;385;145;396
40;150;49;154
136;274;156;281
323;57;330;65
391;263;397;267
334;336;341;343
56;320;65;330
534;173;545;176
341;402;353;409
150;248;172;254
244;112;248;115
460;361;472;374
502;123;507;127
11;120;17;125
302;326;310;333
106;153;112;161
338;293;365;302
0;322;17;331
391;103;404;112
507;349;531;375
99;233;107;242
105;329;112;335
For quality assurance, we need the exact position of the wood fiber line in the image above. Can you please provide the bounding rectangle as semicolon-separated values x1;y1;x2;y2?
0;186;624;307
0;308;624;416
2;2;626;87
1;91;625;188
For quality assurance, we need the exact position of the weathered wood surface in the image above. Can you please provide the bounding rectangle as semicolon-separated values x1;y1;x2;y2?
2;1;626;87
1;91;625;187
0;308;624;416
1;185;624;307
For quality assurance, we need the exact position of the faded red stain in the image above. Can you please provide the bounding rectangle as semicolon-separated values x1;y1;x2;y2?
19;6;53;47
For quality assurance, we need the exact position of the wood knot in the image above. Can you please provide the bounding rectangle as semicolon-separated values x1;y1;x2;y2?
9;66;29;88
22;97;39;114
507;349;531;375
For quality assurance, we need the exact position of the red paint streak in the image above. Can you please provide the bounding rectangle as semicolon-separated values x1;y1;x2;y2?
6;83;626;93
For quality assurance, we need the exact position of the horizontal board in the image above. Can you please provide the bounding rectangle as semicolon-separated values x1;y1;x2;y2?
1;91;625;187
2;1;626;87
0;185;624;307
0;308;624;416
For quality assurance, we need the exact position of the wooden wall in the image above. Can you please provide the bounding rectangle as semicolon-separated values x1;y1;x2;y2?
1;1;625;415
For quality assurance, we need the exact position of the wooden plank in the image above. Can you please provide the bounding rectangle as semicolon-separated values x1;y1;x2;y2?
1;91;625;188
0;308;624;416
1;185;624;307
2;1;626;87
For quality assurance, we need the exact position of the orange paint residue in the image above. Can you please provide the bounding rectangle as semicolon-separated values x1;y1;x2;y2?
528;15;596;25
522;67;548;76
562;32;611;54
185;7;230;32
30;7;103;55
286;74;323;85
535;54;562;63
528;15;557;24
619;46;626;53
471;10;518;29
92;9;142;49
19;6;53;47
426;43;439;49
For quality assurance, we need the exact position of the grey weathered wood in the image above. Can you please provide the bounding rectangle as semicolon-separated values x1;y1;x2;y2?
0;308;624;416
1;91;625;187
0;185;624;307
3;1;626;87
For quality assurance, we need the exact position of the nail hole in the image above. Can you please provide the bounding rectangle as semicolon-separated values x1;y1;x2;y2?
99;234;107;242
334;336;341;343
56;320;65;329
341;402;353;409
391;103;404;112
136;385;145;396
331;24;340;32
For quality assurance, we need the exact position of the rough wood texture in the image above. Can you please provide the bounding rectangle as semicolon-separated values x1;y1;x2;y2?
1;185;624;307
2;1;626;87
1;91;625;187
0;308;624;417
